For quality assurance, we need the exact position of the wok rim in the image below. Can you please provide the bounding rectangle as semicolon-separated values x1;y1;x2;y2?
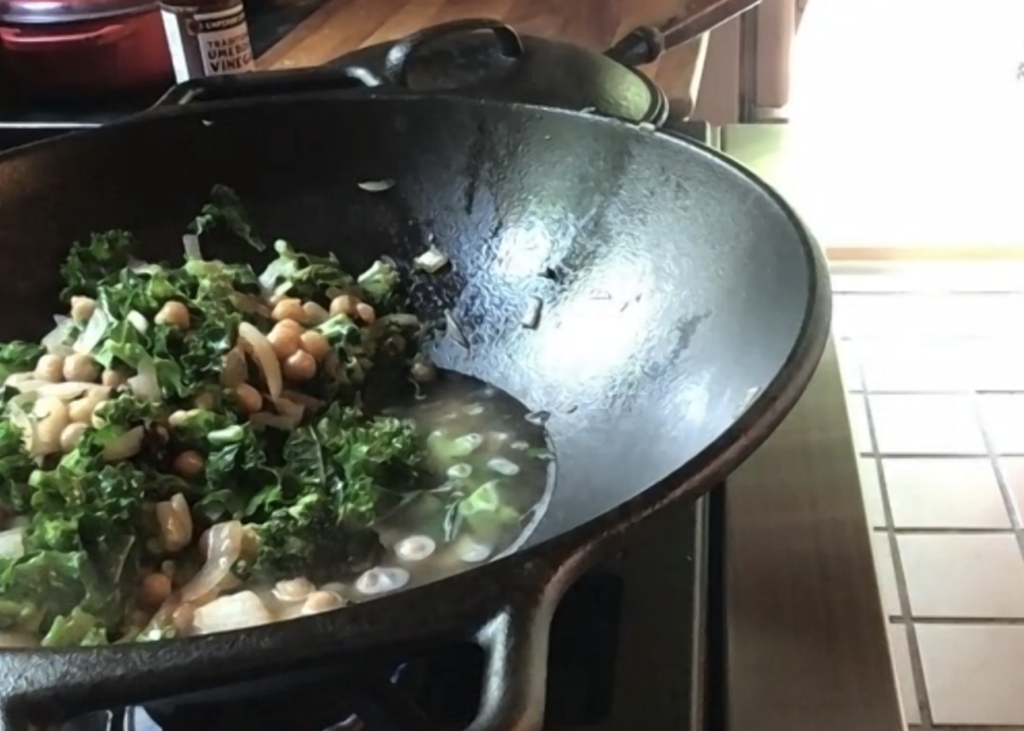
0;94;831;717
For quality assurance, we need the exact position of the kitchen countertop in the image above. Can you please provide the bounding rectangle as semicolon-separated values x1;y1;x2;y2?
255;0;709;116
726;337;905;731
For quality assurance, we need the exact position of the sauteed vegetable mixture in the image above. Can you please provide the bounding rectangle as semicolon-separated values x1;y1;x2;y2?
0;187;552;647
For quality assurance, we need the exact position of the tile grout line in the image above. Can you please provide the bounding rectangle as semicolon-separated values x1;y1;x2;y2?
966;387;1024;599
851;341;935;731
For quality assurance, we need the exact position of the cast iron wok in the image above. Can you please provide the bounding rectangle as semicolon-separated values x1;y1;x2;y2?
0;79;830;731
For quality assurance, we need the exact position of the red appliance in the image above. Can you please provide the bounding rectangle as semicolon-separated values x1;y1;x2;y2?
0;0;173;98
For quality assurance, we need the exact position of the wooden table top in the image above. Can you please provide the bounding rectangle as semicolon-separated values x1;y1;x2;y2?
256;0;709;115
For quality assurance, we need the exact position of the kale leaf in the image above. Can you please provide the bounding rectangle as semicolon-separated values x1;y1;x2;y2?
189;184;265;252
0;341;44;383
249;405;422;581
59;230;134;300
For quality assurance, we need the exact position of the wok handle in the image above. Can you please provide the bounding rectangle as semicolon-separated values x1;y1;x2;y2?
384;18;525;88
608;0;762;65
467;589;555;731
150;65;385;108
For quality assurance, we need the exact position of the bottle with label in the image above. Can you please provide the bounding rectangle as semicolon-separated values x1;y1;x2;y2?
159;0;256;83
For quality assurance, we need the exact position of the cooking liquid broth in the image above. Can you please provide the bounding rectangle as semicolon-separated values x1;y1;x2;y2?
216;373;555;624
366;373;555;594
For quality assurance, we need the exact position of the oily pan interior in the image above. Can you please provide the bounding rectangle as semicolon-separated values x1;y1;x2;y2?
0;95;814;544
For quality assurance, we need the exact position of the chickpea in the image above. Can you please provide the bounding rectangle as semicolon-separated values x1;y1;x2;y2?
101;368;127;388
282;350;316;381
271;298;306;324
138;572;172;609
302;301;329;326
233;383;263;414
172;450;205;479
276;317;304;334
267;322;301;360
59;422;88;452
155;301;191;330
63;353;99;382
193;391;217;410
160;560;176;578
240;525;260;561
34;354;64;383
355;302;376;324
299;331;330;361
69;296;96;323
329;294;358;318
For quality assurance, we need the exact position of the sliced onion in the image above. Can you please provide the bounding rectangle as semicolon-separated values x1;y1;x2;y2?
193;591;272;635
357;179;394;193
487;457;520;476
257;240;296;293
182;233;203;261
280;389;323;411
23;398;65;458
127;310;149;334
0;526;25;561
181;521;243;602
238;322;282;399
413;245;450;274
455;538;492;563
41;315;75;355
103;426;144;461
394;535;436;562
4;373;35;386
128;356;160;402
73;306;110;355
220;347;248;388
272;396;304;428
8;381;96;401
304;301;330;326
249;412;299;431
8;394;64;458
231;293;272;319
355;567;409;596
8;397;36;453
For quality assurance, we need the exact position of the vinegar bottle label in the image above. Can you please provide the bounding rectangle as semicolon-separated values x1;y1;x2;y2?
161;2;255;83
